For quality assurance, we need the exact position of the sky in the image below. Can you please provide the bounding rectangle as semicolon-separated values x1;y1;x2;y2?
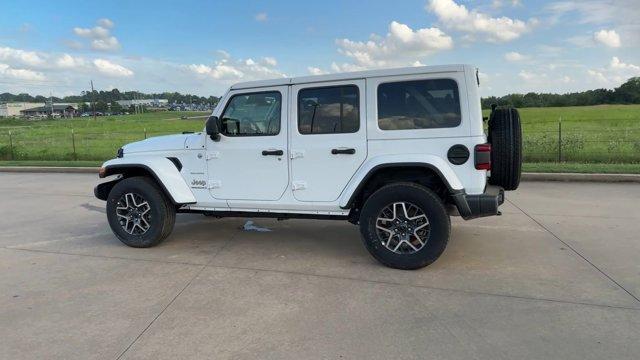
0;0;638;97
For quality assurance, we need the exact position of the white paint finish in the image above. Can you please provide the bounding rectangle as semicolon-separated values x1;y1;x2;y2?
338;153;466;208
365;138;487;195
289;79;367;202
122;134;190;154
205;86;290;201
183;133;205;150
103;155;196;204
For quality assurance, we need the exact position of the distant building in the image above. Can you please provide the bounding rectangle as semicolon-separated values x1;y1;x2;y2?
21;104;77;118
0;102;43;117
116;99;168;107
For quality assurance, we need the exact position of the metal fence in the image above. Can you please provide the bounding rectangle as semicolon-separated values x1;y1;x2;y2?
1;126;639;163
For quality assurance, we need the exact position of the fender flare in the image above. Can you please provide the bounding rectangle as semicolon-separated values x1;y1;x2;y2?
339;154;464;209
97;156;196;205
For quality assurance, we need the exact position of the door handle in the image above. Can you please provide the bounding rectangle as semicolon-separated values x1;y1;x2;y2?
262;149;284;156
331;148;356;155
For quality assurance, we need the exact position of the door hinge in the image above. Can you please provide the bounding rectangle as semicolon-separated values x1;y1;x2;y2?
206;151;220;160
290;150;305;159
208;180;222;189
292;181;307;190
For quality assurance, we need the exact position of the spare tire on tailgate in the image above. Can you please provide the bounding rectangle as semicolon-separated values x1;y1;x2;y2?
488;106;522;191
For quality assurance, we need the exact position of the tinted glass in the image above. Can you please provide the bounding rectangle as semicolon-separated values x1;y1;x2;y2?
377;79;461;130
221;91;281;136
298;85;359;134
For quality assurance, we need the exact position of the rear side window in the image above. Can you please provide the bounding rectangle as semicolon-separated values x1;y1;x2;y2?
298;85;359;134
377;79;461;130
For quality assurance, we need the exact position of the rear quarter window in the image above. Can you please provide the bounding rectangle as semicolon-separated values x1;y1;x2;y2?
377;79;461;130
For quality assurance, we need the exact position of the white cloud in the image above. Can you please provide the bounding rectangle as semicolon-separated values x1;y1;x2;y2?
335;21;452;69
188;52;284;81
610;56;640;72
492;0;522;8
73;26;110;39
307;67;329;75
547;1;639;46
587;57;640;86
593;29;621;48
504;51;528;62
262;57;277;67
255;13;268;22
587;69;608;83
0;46;45;67
55;54;85;68
72;19;120;51
93;59;134;77
0;63;46;81
518;70;538;81
427;0;537;42
97;18;114;29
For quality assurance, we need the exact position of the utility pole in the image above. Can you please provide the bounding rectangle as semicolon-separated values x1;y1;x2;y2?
90;80;96;121
49;92;53;117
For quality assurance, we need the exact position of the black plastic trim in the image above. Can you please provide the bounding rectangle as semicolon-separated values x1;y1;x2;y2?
167;157;182;171
178;209;350;221
341;163;455;209
98;164;195;205
447;144;469;165
452;185;504;220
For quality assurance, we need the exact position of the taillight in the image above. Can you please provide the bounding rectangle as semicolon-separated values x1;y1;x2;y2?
474;143;491;170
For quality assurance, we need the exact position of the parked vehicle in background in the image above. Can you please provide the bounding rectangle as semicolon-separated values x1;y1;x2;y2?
94;65;522;269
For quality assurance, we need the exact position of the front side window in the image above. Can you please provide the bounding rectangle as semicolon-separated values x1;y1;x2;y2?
377;79;461;130
298;85;359;134
220;91;281;136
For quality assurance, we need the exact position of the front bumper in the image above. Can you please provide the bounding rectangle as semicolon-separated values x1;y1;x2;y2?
452;185;504;220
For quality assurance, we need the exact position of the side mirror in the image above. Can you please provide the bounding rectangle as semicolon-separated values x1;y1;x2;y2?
205;116;220;141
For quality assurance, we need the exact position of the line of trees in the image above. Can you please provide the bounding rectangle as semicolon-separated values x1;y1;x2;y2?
481;77;640;109
0;88;220;107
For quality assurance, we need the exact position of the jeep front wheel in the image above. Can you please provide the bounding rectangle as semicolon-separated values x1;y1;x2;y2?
359;183;450;270
106;176;175;248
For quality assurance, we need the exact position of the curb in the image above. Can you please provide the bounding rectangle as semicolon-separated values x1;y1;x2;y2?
1;166;639;183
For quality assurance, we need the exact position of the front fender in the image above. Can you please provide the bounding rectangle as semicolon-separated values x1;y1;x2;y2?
99;156;196;204
338;154;464;208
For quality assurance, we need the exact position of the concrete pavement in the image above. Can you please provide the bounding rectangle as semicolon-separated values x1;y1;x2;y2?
1;173;639;359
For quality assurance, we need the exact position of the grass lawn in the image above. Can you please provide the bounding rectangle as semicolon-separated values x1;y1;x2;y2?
0;111;208;161
483;104;640;163
0;160;102;167
522;162;640;174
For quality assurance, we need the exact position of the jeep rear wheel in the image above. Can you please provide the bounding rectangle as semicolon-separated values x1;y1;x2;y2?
106;176;175;248
359;183;450;270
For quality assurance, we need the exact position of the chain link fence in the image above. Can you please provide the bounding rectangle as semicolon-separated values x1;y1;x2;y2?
1;125;639;163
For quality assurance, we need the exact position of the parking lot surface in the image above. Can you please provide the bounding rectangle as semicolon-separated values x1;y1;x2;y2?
1;173;639;359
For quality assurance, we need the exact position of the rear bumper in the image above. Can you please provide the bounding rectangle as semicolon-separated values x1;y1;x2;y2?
452;185;504;220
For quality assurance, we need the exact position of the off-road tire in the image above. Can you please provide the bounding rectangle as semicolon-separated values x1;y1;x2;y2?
488;107;522;190
106;176;175;248
359;182;450;270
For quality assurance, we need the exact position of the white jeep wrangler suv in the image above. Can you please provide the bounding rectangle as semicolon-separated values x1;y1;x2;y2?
95;65;521;269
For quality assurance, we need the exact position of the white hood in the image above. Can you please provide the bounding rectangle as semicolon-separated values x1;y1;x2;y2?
122;134;190;154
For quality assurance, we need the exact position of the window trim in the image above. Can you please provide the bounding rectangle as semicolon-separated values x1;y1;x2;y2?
376;77;462;131
297;84;361;135
219;90;283;137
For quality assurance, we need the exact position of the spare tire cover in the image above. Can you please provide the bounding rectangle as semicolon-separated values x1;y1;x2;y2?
488;107;522;191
